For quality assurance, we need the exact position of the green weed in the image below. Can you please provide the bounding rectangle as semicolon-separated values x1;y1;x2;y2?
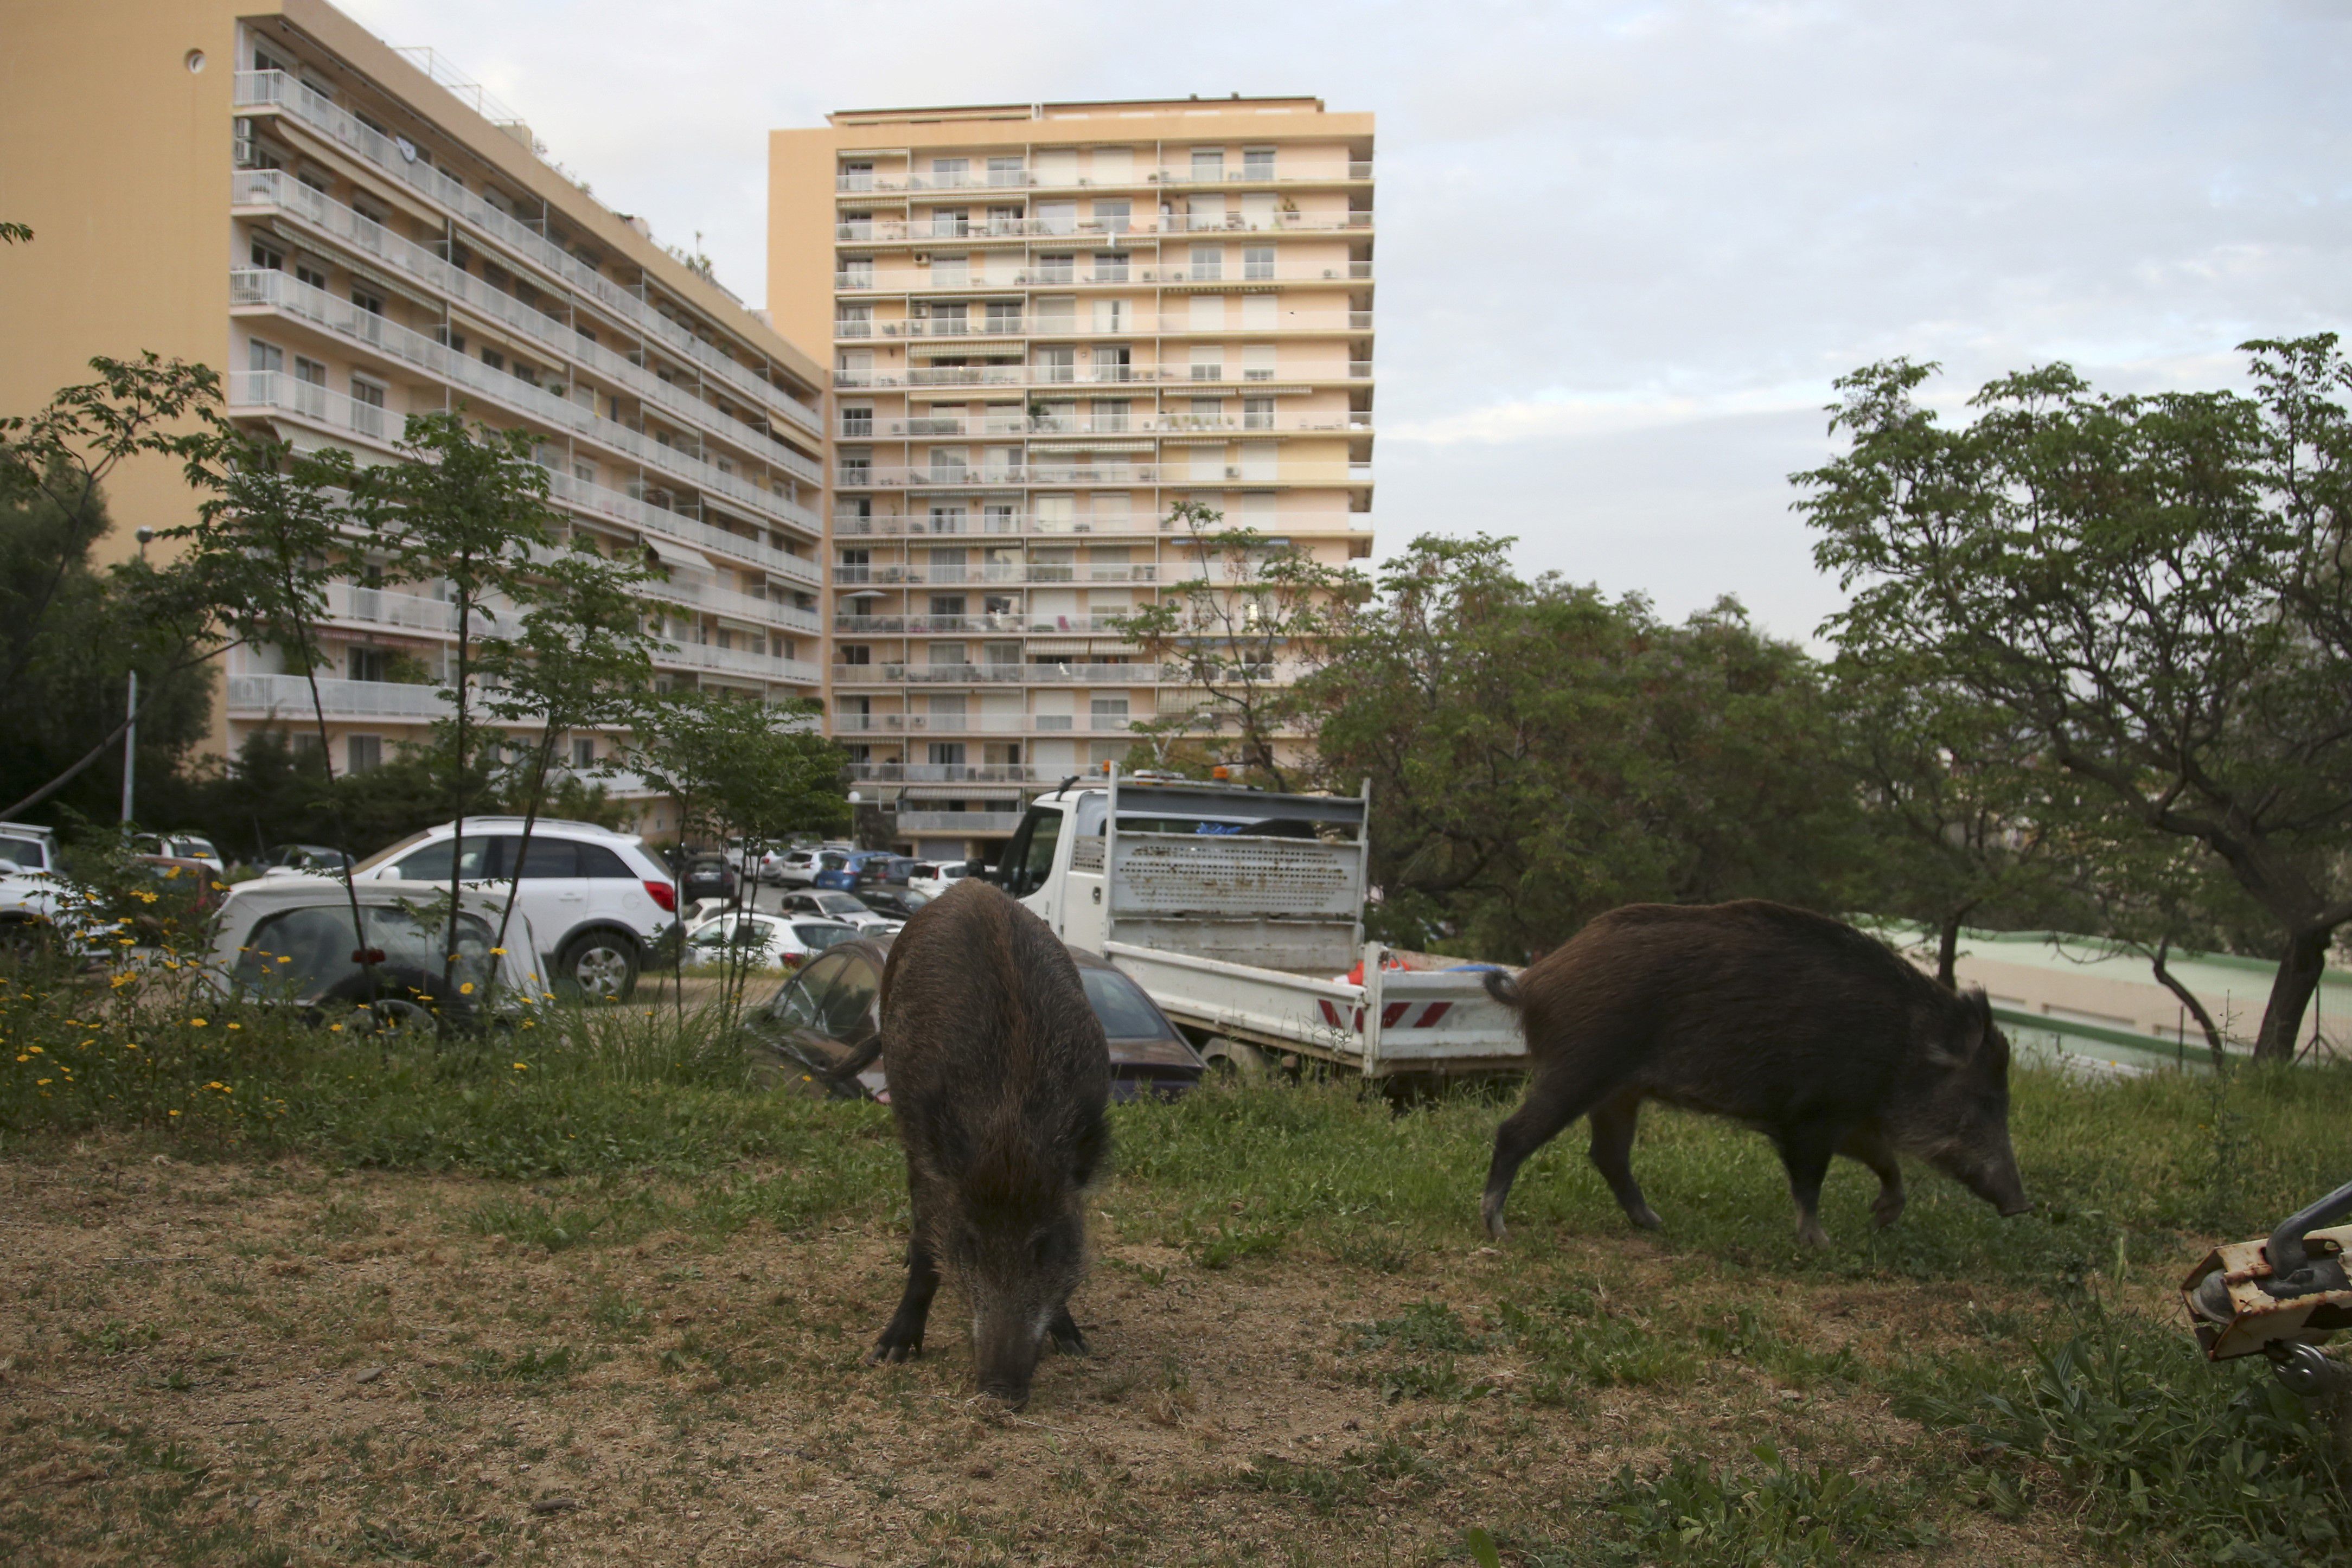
1599;1441;1936;1566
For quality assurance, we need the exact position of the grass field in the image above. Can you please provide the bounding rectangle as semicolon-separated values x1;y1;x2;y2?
1;965;2347;1565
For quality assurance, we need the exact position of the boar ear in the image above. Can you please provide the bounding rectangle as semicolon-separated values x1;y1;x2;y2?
1927;988;1995;1070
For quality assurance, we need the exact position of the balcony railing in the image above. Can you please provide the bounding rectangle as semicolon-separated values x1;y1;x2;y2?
833;564;1160;586
836;260;1373;292
837;214;1372;246
844;413;1371;441
235;171;822;459
842;311;1372;341
648;575;823;635
832;712;1141;735
654;639;822;684
229;271;821;527
830;662;1182;685
832;613;1135;635
836;162;1373;194
227;673;453;720
834;363;1372;391
891;810;1027;834
234;73;822;436
832;511;1371;540
837;461;1363;489
321;581;461;633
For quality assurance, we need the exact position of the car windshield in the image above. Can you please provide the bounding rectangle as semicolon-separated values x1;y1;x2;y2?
1081;968;1170;1040
814;894;868;914
0;837;49;871
350;830;432;875
795;923;855;951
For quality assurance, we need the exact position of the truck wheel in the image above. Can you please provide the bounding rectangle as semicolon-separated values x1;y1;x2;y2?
1200;1038;1271;1081
560;931;639;1000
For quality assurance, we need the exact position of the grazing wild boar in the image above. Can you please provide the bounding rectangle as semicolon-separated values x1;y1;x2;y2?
1480;900;2030;1247
868;879;1110;1409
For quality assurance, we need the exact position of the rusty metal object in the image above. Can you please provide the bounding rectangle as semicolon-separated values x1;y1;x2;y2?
2181;1220;2352;1364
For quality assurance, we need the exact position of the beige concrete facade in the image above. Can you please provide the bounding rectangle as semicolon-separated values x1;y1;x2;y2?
770;99;1375;858
2;1;828;826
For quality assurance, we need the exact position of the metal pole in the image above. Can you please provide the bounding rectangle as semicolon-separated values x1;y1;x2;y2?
119;669;137;825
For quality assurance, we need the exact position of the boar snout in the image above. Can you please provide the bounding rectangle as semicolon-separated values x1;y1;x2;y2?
1937;1131;2029;1218
972;1310;1048;1410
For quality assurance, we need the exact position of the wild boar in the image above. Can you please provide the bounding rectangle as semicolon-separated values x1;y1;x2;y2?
867;879;1110;1408
1480;900;2029;1247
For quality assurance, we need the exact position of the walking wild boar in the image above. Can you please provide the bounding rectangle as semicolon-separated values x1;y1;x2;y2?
868;880;1110;1409
1480;900;2030;1247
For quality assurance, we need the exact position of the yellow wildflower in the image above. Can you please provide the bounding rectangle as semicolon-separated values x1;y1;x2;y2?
512;1062;528;1071
225;1022;241;1031
276;955;292;964
164;866;182;879
12;1055;26;1064
168;1110;180;1117
36;1079;49;1086
329;1023;344;1033
490;947;508;956
459;982;476;995
189;1019;208;1028
26;1046;41;1055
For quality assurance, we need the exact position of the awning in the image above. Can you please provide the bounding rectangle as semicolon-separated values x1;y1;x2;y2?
1026;639;1090;655
900;784;1025;801
642;537;718;578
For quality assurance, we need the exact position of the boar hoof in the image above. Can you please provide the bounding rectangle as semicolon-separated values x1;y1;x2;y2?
1480;1193;1507;1240
1048;1310;1089;1355
1870;1191;1906;1229
868;1330;924;1365
1627;1202;1664;1231
1794;1219;1830;1250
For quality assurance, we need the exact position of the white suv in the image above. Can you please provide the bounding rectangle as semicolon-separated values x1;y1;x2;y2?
349;818;676;999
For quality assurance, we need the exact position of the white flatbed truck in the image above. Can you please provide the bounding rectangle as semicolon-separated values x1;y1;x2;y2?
984;769;1525;1079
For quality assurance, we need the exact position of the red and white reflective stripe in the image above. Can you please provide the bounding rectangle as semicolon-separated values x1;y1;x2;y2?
1378;1001;1454;1030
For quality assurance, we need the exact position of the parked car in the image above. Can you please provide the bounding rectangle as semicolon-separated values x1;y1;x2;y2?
853;854;918;891
905;860;969;898
768;847;843;887
752;936;1203;1102
131;856;225;920
815;849;898;891
774;888;904;934
0;823;58;874
206;879;542;1033
683;911;859;971
260;843;353;875
853;887;931;922
0;860;65;955
130;833;225;875
349;818;676;1000
683;854;739;904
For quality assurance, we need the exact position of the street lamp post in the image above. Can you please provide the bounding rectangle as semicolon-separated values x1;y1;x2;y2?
121;527;154;827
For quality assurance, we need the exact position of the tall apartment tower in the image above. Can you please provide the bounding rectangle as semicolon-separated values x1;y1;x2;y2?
771;99;1375;860
2;1;829;822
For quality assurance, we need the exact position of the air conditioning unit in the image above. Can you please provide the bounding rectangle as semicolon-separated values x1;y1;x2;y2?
915;253;932;266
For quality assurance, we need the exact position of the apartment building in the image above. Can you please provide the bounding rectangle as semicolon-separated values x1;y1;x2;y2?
771;98;1374;860
2;1;828;816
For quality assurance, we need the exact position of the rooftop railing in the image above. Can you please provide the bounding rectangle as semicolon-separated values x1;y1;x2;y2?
234;72;821;434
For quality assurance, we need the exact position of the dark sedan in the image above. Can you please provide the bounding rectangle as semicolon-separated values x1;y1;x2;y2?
683;855;739;903
751;937;1204;1102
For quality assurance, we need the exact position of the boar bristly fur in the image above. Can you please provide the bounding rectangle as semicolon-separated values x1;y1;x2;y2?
867;880;1110;1409
1480;900;2030;1247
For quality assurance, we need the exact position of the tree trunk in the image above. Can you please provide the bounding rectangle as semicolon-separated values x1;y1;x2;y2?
1935;913;1963;990
2150;936;2229;1071
2253;925;2332;1065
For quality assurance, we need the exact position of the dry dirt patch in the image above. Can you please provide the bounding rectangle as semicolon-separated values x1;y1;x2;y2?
0;1145;2070;1565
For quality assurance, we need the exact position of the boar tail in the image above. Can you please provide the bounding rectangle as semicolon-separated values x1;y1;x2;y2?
1480;968;1522;1009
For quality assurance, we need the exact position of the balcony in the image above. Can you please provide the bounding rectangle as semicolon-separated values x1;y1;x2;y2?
235;74;822;437
891;810;1027;834
836;162;1372;194
847;763;1059;784
844;413;1372;442
227;673;453;720
321;581;461;633
835;259;1373;293
834;362;1373;392
542;470;821;587
832;613;1135;635
834;563;1160;586
648;575;823;636
832;712;1139;735
654;639;822;685
844;311;1373;342
837;461;1365;490
235;171;822;458
830;662;1179;686
229;271;821;527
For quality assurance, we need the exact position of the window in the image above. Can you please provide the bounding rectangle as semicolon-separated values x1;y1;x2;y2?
1243;147;1276;180
1244;246;1275;281
1036;346;1075;384
931;253;969;286
1190;345;1224;382
502;837;581;878
839;644;872;665
1082;967;1168;1040
987;155;1025;188
1092;199;1130;234
987;204;1023;235
578;843;635;878
351;287;384;315
1092;251;1129;283
841;210;874;238
1189;244;1224;280
1001;808;1062;897
928;741;968;767
1091;400;1130;432
1243;396;1275;431
1037;201;1076;235
350;377;386;438
346;734;382;775
571;737;596;769
929;207;968;238
840;404;873;436
392;835;494;882
930;157;970;187
247;339;283;375
250;239;284;271
1191;148;1226;183
840;160;874;191
835;303;872;336
348;646;392;682
840;257;874;290
1091;344;1130;381
930;594;967;617
480;347;506;373
1243;343;1277;381
291;259;325;291
1035;253;1074;284
1091;298;1129;333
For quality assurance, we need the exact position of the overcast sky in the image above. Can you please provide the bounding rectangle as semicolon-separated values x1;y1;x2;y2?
342;0;2352;645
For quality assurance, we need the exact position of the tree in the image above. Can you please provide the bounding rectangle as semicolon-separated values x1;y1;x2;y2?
1824;664;2076;986
625;690;847;1023
1303;535;1863;960
1801;338;2352;1063
1109;500;1365;790
350;411;556;1011
0;355;238;822
474;540;662;997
